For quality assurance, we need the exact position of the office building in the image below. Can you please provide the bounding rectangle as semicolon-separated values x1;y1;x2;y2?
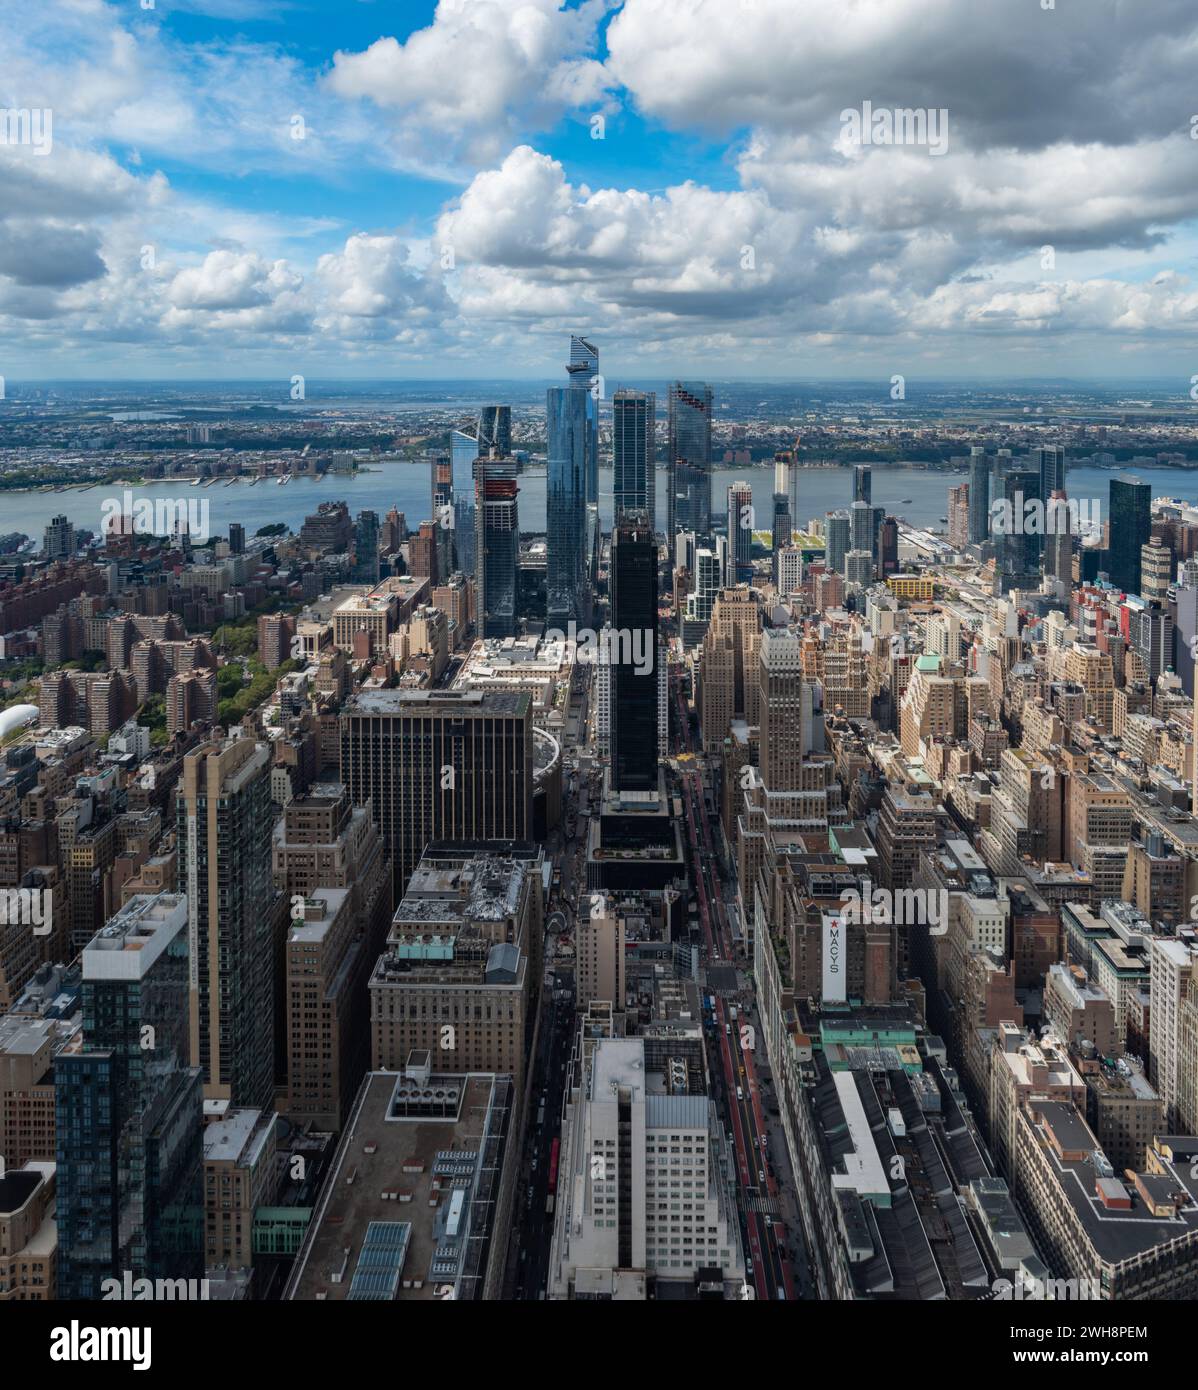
474;452;520;638
353;510;380;586
55;895;204;1299
340;689;532;898
968;447;989;543
285;1061;518;1302
668;382;713;542
567;335;600;505
1035;445;1066;501
450;428;479;578
546;384;590;625
369;848;540;1090
853;464;872;504
477;404;511;458
179;738;278;1109
610;513;659;793
727;480;753;583
1109;475;1151;596
548;1035;745;1298
612;389;656;530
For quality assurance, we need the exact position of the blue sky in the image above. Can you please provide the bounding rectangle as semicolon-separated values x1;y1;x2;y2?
4;0;1198;381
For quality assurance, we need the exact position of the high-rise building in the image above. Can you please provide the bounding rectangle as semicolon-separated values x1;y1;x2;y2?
1044;488;1073;583
1140;537;1172;605
948;483;970;548
612;389;656;529
727;480;754;583
877;515;899;578
228;522;245;556
477;404;512;458
826;510;850;576
55;894;204;1299
546;385;590;625
968;447;990;543
340;688;533;897
450;427;479;577
352;509;380;585
474;452;520;638
853;464;872;504
996;469;1041;591
610;513;659;793
567;336;600;505
1109;475;1151;596
43;515;76;561
179;738;278;1109
1035;445;1066;501
548;1035;744;1296
668;382;713;542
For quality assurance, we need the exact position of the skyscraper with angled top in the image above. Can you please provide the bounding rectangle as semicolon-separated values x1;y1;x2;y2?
669;382;713;544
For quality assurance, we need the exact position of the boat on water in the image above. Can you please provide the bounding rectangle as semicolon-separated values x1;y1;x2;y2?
277;474;291;485
899;498;912;504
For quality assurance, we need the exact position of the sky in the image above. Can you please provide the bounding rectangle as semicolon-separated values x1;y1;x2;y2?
4;0;1198;382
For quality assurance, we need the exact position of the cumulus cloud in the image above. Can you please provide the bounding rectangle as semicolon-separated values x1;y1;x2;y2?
327;0;615;171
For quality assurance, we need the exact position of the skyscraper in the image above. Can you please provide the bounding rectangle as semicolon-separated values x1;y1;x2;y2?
853;464;872;504
1035;445;1066;502
968;447;990;544
450;427;479;577
877;515;899;578
474;451;520;637
546;385;590;625
43;514;76;560
567;335;599;505
996;469;1042;592
948;483;970;549
1109;475;1151;596
668;382;713;542
352;509;380;585
612;389;656;529
477;404;512;458
1045;488;1073;583
55;894;204;1298
228;522;245;555
849;499;875;556
826;510;850;576
727;480;754;582
179;737;278;1109
610;513;659;792
339;688;533;897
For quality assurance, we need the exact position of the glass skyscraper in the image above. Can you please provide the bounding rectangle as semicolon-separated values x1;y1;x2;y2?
475;452;520;637
56;895;204;1299
1109;474;1151;596
567;336;599;505
668;382;713;543
612;389;656;530
450;427;479;578
968;446;989;543
610;512;659;792
477;404;511;458
546;385;590;625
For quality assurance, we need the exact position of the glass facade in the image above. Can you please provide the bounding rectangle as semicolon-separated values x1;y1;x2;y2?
668;382;713;542
55;910;203;1299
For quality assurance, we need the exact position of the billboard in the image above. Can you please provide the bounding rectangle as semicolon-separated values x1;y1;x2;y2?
822;913;846;1004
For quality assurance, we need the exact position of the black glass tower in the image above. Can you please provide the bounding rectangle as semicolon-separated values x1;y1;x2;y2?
1108;474;1151;596
668;382;713;543
610;512;659;792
